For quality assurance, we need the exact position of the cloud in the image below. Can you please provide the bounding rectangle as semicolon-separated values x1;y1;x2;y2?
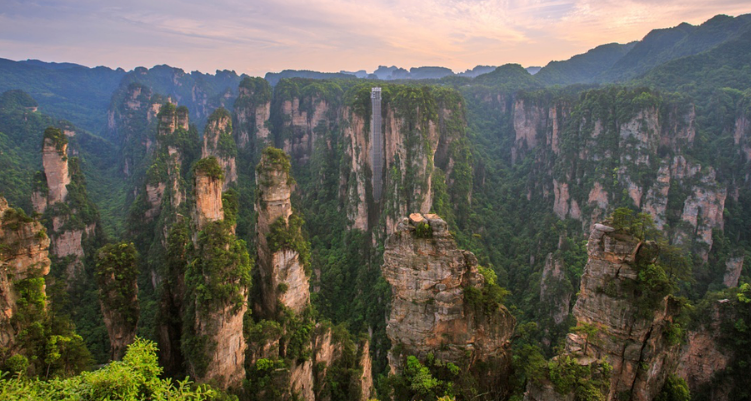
0;0;749;76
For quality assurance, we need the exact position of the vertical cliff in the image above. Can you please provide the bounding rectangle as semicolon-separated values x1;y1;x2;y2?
255;147;309;318
382;213;515;398
340;85;471;234
526;218;683;401
247;147;373;401
32;127;99;277
234;77;272;151
183;156;251;389
0;196;51;352
95;242;140;360
201;108;237;188
105;83;168;177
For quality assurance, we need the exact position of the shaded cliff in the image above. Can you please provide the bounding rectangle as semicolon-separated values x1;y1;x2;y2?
382;213;515;399
32;127;99;277
234;77;272;152
95;242;140;360
525;217;684;401
182;156;251;389
255;147;309;318
0;196;51;352
202;108;237;188
247;147;373;401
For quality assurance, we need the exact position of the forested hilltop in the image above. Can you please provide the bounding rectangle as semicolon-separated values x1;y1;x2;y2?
0;12;750;401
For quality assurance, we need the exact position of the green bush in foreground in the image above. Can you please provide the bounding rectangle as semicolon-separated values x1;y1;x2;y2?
0;337;233;400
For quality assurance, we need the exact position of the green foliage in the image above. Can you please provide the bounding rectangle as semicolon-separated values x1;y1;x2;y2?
266;214;311;269
0;90;38;110
381;355;456;401
656;375;690;401
95;242;140;327
547;356;611;401
194;157;225;181
0;337;232;400
42;127;67;153
464;265;510;315
414;222;433;239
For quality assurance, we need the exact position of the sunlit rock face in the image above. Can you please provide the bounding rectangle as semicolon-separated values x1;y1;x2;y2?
383;213;515;398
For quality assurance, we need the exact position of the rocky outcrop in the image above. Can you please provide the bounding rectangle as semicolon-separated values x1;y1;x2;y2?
341;87;469;235
234;77;272;150
247;147;373;400
184;157;249;389
201;108;237;188
105;83;168;176
383;213;515;397
40;135;70;207
276;91;331;164
722;256;744;288
95;242;139;360
527;223;682;401
193;164;224;231
0;196;51;350
540;253;571;325
255;148;309;317
33;128;98;276
676;300;733;401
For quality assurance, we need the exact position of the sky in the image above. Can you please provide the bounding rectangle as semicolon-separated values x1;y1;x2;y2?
1;0;750;77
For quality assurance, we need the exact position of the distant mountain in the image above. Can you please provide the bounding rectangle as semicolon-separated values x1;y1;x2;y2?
601;13;751;82
105;65;243;139
640;25;751;102
534;42;636;85
0;58;126;132
525;66;542;75
458;65;497;78
473;63;541;89
264;70;356;86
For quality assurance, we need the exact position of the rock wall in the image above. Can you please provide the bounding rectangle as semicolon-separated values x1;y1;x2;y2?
527;223;682;401
539;253;571;325
234;77;272;150
382;213;515;396
185;163;248;389
508;90;728;267
201;108;237;188
41;137;70;207
676;300;733;401
255;148;309;317
0;196;51;350
340;89;468;235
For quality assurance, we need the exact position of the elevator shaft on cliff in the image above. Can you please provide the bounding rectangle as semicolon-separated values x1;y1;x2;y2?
371;87;383;201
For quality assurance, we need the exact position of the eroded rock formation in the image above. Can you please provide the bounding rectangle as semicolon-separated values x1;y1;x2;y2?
382;213;515;397
0;196;51;350
234;77;272;150
184;157;249;389
255;148;309;317
526;223;682;401
201;108;237;188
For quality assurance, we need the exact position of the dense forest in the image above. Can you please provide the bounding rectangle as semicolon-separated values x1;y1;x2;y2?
0;12;750;401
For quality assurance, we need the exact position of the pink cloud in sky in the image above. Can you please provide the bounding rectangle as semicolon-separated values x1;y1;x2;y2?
0;0;749;76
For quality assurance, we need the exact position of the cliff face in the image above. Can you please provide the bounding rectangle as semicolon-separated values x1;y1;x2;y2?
676;300;733;401
143;103;191;222
503;89;730;277
540;253;572;326
95;242;139;360
234;77;272;151
184;157;249;389
526;223;682;401
33;128;98;276
0;196;51;350
201;108;237;188
277;93;331;164
255;148;309;317
247;148;373;401
340;87;470;234
382;213;515;397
